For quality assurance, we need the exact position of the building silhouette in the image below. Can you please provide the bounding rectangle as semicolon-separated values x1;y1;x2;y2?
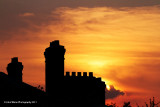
44;40;106;107
0;58;46;107
0;40;106;107
7;57;23;82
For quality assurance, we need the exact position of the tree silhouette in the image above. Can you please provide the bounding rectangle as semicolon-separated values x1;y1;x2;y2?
123;102;131;107
145;97;160;107
37;85;44;91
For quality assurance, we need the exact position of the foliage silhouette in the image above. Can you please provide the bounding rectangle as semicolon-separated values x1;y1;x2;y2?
145;97;160;107
105;97;160;107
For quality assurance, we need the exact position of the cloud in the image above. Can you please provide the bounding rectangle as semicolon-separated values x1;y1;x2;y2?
0;0;160;43
2;0;159;9
1;0;160;30
0;4;160;105
103;57;160;90
19;12;35;17
0;4;160;106
105;85;125;99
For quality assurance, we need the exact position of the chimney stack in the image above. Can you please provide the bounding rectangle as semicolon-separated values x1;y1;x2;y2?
7;57;23;82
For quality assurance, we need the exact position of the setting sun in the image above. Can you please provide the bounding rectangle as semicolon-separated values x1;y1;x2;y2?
107;85;110;90
1;0;160;106
88;60;106;67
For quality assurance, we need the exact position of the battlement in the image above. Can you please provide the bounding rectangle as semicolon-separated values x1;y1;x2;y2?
64;72;104;84
65;72;94;77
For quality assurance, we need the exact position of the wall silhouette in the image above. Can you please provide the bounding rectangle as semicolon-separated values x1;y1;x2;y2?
64;72;106;106
0;40;106;107
44;40;106;107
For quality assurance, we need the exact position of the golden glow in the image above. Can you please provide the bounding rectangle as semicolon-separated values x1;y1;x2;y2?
88;60;106;67
107;85;110;90
1;5;160;106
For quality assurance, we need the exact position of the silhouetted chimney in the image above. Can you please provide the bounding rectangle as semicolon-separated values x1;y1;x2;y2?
7;57;23;82
44;40;66;96
12;57;18;63
50;40;59;47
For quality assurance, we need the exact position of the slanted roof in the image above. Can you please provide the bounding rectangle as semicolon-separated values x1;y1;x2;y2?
0;72;46;103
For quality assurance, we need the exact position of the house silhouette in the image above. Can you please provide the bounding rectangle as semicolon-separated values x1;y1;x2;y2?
0;40;106;107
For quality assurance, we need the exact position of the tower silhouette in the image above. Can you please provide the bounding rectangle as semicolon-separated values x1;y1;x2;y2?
44;40;66;99
7;57;23;82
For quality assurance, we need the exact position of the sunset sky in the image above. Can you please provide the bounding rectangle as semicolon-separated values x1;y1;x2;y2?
1;0;160;106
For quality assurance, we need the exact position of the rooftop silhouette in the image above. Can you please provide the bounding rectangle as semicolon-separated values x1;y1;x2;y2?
0;40;106;107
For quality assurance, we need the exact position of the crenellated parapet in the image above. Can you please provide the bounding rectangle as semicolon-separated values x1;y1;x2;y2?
64;71;105;84
64;71;106;106
65;72;94;77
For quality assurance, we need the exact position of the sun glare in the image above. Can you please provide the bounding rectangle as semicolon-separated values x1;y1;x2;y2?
107;85;110;90
88;60;106;67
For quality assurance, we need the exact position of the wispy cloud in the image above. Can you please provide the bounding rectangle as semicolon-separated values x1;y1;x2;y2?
0;4;160;106
19;12;35;17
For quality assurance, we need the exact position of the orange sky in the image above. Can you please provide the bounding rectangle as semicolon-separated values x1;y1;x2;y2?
0;2;160;106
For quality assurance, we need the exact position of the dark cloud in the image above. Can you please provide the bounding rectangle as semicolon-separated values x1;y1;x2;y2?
0;0;160;42
2;0;159;8
1;0;160;28
105;85;125;99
